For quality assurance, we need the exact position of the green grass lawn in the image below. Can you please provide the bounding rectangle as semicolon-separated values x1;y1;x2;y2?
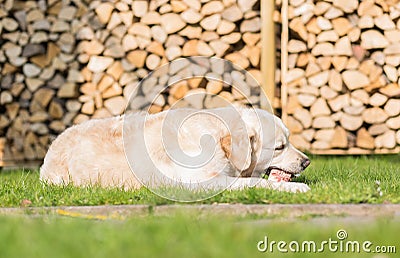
0;215;398;258
1;155;399;206
1;155;399;258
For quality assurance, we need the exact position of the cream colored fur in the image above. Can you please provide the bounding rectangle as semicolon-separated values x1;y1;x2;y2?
40;107;311;193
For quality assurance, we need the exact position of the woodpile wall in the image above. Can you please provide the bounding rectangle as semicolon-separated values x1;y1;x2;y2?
282;0;400;154
0;0;263;166
1;0;400;166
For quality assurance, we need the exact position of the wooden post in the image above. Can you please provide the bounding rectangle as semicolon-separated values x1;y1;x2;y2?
261;0;276;113
280;0;289;123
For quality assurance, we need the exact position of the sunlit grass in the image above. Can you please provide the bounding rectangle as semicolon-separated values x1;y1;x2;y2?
0;155;399;207
0;214;398;258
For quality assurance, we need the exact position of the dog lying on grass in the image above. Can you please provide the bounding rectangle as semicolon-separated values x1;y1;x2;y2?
40;107;311;193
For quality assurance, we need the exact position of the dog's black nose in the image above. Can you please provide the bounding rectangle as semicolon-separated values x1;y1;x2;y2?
301;158;311;169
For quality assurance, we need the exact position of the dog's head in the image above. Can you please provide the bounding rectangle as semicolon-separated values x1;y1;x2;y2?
265;114;311;177
221;108;310;178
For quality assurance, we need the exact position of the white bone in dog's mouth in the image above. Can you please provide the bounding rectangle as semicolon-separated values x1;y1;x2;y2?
267;168;294;182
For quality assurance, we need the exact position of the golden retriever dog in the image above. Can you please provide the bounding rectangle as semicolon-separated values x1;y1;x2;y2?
40;107;311;193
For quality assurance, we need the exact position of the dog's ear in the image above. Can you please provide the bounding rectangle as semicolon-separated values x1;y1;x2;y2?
220;129;255;172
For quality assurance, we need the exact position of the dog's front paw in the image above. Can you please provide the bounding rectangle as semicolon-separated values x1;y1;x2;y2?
269;181;311;193
289;182;311;193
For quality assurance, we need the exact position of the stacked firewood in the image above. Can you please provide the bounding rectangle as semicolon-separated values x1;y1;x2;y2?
0;0;85;162
0;0;263;164
76;0;263;119
284;0;400;153
131;57;262;114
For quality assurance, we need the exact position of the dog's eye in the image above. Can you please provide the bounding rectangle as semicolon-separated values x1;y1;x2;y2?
275;144;285;151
